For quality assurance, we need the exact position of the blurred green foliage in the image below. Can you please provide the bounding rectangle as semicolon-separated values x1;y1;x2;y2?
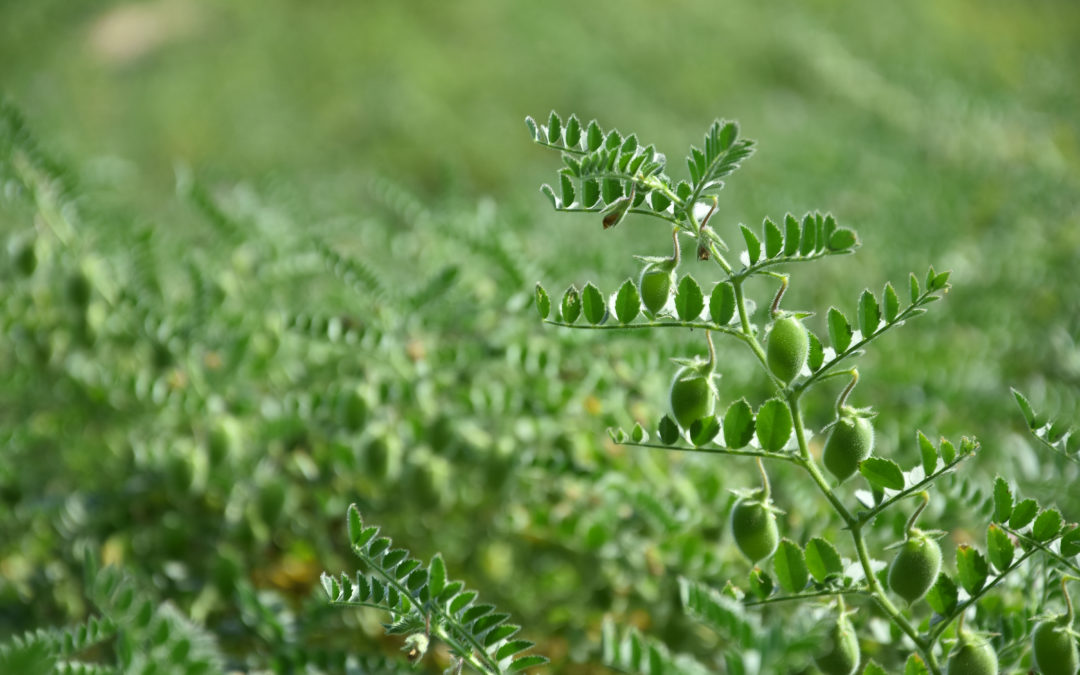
2;1;1079;672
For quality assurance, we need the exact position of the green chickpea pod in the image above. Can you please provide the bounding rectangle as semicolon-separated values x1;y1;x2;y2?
888;494;942;604
814;603;860;675
1032;576;1079;675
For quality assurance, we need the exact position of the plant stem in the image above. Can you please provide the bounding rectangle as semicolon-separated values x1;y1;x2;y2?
787;393;940;673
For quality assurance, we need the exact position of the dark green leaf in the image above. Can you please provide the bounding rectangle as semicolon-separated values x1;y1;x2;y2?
827;227;857;251
675;275;704;321
586;120;603;151
560;285;581;323
986;524;1014;572
863;662;889;675
748;568;774;600
347;505;364;546
828;307;853;352
535;283;551;320
755;399;793;451
1009;498;1038;529
918;431;937;475
650;190;671;212
658;415;681;445
547;111;562;144
804;537;843;583
909;273;920;303
691;416;720;447
764;218;783;258
808;330;824;372
860;457;905;490
1060;525;1080;558
992;477;1012;523
740;224;761;264
614;279;639;324
508;655;549;671
581;283;606;325
560;172;575;205
773;539;809;593
799;213;816;255
582;179;600;207
564;115;581;148
930;270;951;290
955;545;988;594
710;283;736;325
783;214;800;256
723;399;755;449
858;289;881;338
925;573;958;616
1032;508;1063;541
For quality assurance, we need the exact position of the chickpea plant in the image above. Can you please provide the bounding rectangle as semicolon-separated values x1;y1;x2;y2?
528;112;1080;674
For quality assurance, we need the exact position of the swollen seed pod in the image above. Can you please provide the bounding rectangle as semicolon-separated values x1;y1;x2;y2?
669;366;714;429
1032;615;1079;675
766;316;809;383
946;631;998;675
814;614;860;675
730;497;779;563
639;264;676;315
888;530;942;603
823;414;875;482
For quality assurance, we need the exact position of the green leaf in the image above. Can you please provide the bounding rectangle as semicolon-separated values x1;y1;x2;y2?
804;537;843;583
508;655;549;671
909;273;920;303
905;654;930;675
986;524;1014;572
863;662;889;675
564;114;581;148
534;283;551;320
1032;508;1063;541
723;399;755;449
755;399;793;451
925;573;958;616
883;282;900;322
828;227;857;251
710;283;735;325
860;457;904;490
748;568;773;600
858;289;881;338
691;416;720;447
524;116;539;141
560;285;581;323
347;505;364;546
428;554;446;598
992;477;1012;523
547;111;562;144
1060;525;1080;558
773;539;809;593
581;283;606;325
939;438;956;464
799;213;816;255
740;224;761;264
1012;388;1037;428
955;545;988;594
674;275;704;321
764;218;783;258
930;270;951;291
658;416;680;445
783;214;800;256
631;423;647;443
540;184;558;209
560;172;575;205
582;178;600;207
586;120;603;151
614;279;639;324
918;431;937;475
1009;498;1038;529
808;330;824;372
828;307;853;352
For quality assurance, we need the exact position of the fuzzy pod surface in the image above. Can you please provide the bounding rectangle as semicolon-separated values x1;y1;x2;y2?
766;316;809;383
823;415;875;482
814;616;860;675
669;366;714;429
639;265;675;315
1032;616;1079;675
730;498;779;563
887;531;941;603
946;633;998;675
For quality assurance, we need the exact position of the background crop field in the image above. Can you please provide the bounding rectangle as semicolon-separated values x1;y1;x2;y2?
2;1;1079;672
